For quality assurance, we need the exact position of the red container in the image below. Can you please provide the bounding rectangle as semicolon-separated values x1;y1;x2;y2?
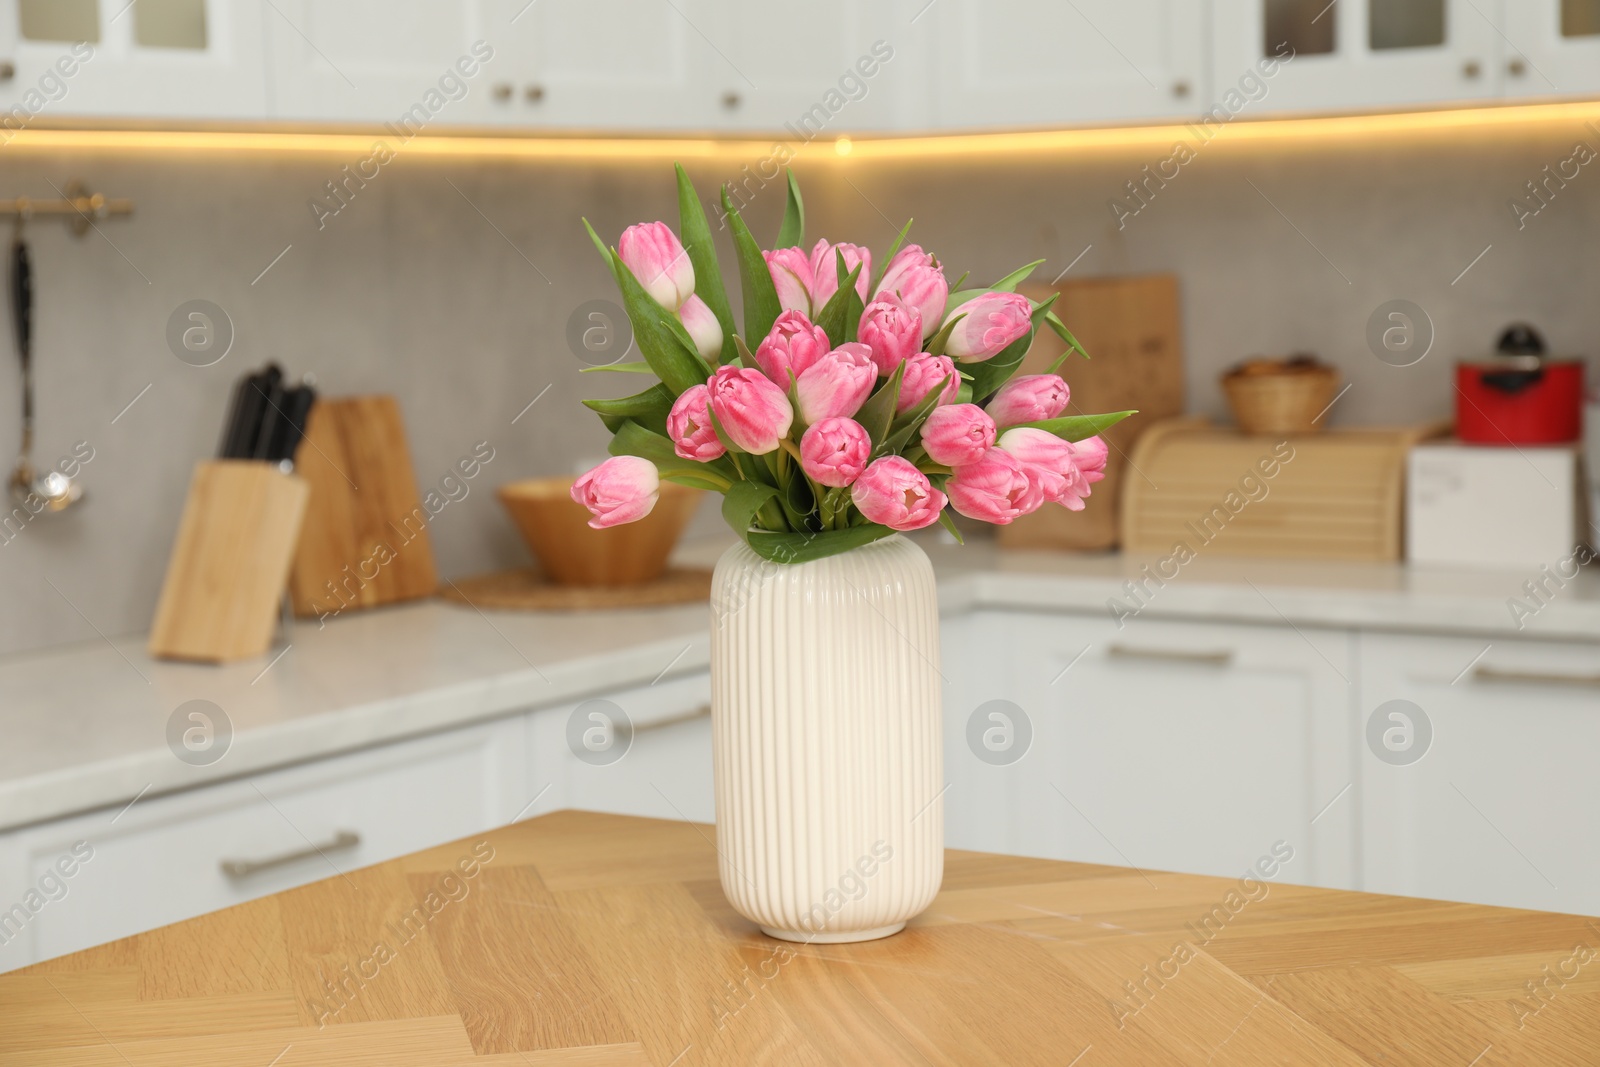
1455;358;1584;445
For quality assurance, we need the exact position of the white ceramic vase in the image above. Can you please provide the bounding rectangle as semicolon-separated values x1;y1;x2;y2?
709;534;944;943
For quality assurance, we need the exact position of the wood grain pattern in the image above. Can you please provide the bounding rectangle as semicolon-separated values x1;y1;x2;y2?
288;395;439;618
147;461;309;662
8;811;1599;1066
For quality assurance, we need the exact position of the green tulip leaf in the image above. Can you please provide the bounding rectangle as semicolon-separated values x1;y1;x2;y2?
720;187;783;348
1012;409;1137;442
990;259;1045;293
777;168;805;249
813;254;864;349
746;523;897;564
676;164;738;365
855;361;905;447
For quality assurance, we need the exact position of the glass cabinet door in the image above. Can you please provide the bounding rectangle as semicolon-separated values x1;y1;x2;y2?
1502;0;1600;98
1213;0;1502;114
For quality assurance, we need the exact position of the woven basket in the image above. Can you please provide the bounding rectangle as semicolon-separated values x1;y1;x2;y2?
1222;366;1340;435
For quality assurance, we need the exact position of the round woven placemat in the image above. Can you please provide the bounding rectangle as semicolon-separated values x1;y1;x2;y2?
440;566;713;612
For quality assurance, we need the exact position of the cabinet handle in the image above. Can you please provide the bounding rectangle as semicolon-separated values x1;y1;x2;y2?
1462;59;1482;79
1107;644;1234;667
1472;666;1600;688
220;830;361;878
1507;58;1526;78
721;91;741;110
491;82;514;102
629;704;711;734
1171;79;1191;99
524;84;545;103
0;61;14;82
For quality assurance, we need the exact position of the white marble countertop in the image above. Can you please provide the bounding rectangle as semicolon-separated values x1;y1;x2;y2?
3;537;1596;833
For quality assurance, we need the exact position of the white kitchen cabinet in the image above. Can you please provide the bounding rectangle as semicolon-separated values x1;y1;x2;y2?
1359;631;1600;917
0;716;524;972
926;0;1208;129
1503;0;1600;98
537;670;715;824
1212;0;1502;112
946;609;1357;892
264;0;500;126
478;0;715;129
0;0;268;119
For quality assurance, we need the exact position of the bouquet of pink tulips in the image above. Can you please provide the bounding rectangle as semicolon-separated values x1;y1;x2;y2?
572;167;1133;563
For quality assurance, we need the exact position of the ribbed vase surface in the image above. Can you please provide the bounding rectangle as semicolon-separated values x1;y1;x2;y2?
709;534;943;943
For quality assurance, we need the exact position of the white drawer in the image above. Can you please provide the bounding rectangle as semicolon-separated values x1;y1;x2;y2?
534;671;714;825
1359;632;1600;915
0;717;524;971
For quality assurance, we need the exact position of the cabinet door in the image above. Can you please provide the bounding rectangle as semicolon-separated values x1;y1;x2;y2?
481;0;714;129
0;717;524;972
1503;0;1600;98
927;0;1206;129
1359;632;1600;916
265;0;499;125
0;0;267;119
947;610;1356;891
1212;0;1502;113
534;670;714;824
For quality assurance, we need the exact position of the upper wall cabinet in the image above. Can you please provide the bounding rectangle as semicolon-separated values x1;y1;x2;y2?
478;0;712;129
1212;0;1503;113
926;0;1208;128
264;0;499;125
1503;0;1600;97
0;0;267;119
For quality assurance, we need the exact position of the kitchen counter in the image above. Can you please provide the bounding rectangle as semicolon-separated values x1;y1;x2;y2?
3;539;1597;832
6;809;1594;1066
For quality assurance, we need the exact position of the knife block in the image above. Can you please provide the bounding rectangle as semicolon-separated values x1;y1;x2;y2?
148;461;309;663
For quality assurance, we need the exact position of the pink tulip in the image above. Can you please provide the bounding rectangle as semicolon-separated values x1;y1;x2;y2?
996;427;1084;508
857;294;923;378
795;342;876;423
763;247;815;316
946;447;1044;525
800;417;871;487
944;292;1033;362
677;294;723;363
1073;435;1110;489
919;403;996;467
851;456;947;531
896;352;959;414
985;373;1070;428
808;239;872;310
666;383;726;461
875;245;948;336
753;310;831;387
618;222;694;311
571;455;660;529
707;365;794;455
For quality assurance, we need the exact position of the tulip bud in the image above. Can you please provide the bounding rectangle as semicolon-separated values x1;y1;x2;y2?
857;294;923;377
667;383;726;461
897;352;959;414
570;455;661;529
800;417;872;488
946;447;1043;525
677;294;723;363
707;365;794;455
919;403;996;467
618;221;694;311
875;245;948;336
763;246;815;316
985;373;1069;428
795;343;877;423
753;310;831;387
808;239;872;310
851;456;947;531
944;292;1032;362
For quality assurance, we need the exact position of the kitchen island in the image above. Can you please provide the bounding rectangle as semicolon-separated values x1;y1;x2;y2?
5;810;1595;1066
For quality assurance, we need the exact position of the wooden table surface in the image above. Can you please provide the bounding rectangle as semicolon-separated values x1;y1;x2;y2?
6;811;1598;1066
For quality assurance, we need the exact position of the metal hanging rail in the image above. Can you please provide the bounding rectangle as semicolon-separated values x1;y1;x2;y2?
0;181;134;236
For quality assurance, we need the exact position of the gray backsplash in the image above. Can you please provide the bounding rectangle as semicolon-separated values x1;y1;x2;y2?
1;119;1596;658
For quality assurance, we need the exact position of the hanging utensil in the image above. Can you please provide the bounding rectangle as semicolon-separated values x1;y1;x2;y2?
7;221;82;512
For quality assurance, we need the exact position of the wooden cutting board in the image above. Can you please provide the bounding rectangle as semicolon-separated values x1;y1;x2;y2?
288;395;439;618
999;273;1185;551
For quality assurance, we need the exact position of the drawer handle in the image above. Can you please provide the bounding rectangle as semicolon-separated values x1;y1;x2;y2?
1473;666;1600;689
1107;644;1234;667
629;704;711;734
220;830;360;878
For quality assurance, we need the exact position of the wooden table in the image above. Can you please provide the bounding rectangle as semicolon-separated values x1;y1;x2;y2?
6;811;1598;1066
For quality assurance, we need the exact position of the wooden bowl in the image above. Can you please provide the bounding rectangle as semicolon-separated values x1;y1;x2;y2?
1222;363;1340;436
496;477;701;587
